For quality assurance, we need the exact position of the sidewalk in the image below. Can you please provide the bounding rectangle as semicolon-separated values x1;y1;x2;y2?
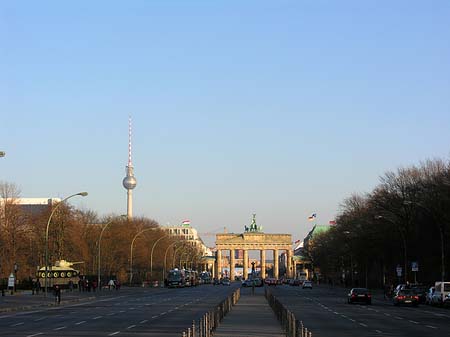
0;289;107;313
214;287;285;337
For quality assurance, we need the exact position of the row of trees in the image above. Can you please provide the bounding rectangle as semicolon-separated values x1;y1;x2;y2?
306;158;450;288
0;182;204;287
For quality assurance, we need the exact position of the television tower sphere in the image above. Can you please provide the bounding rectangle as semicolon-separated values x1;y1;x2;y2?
123;175;137;190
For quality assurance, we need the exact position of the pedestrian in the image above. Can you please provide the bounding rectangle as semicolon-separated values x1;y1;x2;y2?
54;285;61;304
115;280;121;290
92;280;97;292
108;279;115;290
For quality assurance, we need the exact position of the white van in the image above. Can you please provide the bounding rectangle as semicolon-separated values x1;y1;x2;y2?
432;282;450;305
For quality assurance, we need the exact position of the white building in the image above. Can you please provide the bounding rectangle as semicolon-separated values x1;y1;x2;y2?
166;225;212;256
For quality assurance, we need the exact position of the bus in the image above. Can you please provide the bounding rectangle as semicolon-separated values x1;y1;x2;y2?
167;269;186;288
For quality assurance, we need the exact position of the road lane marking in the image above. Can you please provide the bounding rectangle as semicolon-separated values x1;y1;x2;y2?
127;325;136;329
54;326;66;331
108;332;120;336
75;321;86;325
11;322;24;327
409;320;419;324
93;316;103;320
119;310;125;313
426;325;437;329
26;333;43;337
107;312;116;316
394;316;403;320
375;330;383;334
161;312;167;315
359;323;368;327
140;320;148;324
34;318;46;322
383;313;391;316
349;319;356;322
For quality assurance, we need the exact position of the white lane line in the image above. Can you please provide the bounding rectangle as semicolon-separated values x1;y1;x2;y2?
26;333;43;337
107;312;116;316
409;320;419;324
152;315;159;319
375;330;383;334
75;321;87;325
11;322;24;327
33;317;46;322
359;323;368;327
426;325;437;329
349;319;356;322
384;313;391;316
54;326;66;331
175;306;180;309
130;307;135;310
119;310;125;313
93;316;103;320
168;309;174;313
394;316;403;320
333;311;339;315
341;315;348;319
127;325;136;329
140;320;148;324
108;332;120;336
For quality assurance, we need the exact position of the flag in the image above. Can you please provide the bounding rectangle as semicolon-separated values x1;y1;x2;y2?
181;219;190;226
308;213;317;221
329;220;336;225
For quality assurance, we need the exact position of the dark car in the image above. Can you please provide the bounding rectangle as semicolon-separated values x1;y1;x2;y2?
348;288;372;304
289;279;302;286
393;289;419;306
411;285;428;304
265;278;277;286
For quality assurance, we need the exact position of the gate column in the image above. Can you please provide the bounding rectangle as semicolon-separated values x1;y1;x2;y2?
260;249;266;279
243;249;249;280
216;249;222;278
230;249;235;281
274;249;279;280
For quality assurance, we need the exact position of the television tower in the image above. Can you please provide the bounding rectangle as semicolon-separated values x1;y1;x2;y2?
122;117;137;219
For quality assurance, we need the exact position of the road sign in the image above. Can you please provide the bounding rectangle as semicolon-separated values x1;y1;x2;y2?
8;274;15;287
396;265;402;277
411;262;419;272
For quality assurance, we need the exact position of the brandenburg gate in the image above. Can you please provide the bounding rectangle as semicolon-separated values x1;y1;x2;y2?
214;215;294;280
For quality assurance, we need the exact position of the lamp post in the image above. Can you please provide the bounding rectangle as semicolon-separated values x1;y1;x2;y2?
98;215;126;291
44;192;88;297
150;233;169;280
163;242;178;286
404;201;446;282
375;215;408;283
129;227;158;284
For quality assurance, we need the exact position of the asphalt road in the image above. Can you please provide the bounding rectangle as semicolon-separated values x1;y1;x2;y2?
269;284;450;337
0;284;238;337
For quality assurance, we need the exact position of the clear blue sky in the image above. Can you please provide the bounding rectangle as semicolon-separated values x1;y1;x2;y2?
2;0;450;246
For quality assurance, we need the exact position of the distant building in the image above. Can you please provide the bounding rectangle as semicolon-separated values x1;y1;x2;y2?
3;198;61;215
166;225;212;256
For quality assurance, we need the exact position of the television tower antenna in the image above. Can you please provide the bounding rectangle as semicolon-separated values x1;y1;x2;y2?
122;116;137;219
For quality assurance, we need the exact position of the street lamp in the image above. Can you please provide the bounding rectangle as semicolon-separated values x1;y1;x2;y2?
163;241;178;285
98;215;126;291
404;200;446;282
150;233;169;280
374;215;408;283
44;192;88;297
129;227;158;284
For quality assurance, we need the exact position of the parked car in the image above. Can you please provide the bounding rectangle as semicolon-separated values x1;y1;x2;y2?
302;281;313;289
253;278;263;287
393;289;419;306
431;282;450;306
347;288;372;305
221;278;231;286
213;278;220;285
289;279;302;286
411;285;428;304
241;279;253;287
265;278;277;286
